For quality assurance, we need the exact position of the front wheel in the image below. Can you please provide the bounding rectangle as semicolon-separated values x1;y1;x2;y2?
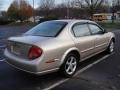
106;40;114;54
60;53;78;77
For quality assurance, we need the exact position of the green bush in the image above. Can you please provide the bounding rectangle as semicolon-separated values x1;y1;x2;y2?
99;23;120;29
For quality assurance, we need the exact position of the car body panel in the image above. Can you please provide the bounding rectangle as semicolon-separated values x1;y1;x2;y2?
94;33;110;52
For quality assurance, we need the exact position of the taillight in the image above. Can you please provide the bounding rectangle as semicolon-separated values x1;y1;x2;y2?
28;46;42;60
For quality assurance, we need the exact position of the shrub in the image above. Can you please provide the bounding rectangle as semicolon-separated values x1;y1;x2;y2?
0;18;14;25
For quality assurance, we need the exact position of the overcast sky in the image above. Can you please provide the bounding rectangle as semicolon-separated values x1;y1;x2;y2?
0;0;62;11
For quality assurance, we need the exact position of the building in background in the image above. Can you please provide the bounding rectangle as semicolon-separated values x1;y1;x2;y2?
116;11;120;20
93;13;120;21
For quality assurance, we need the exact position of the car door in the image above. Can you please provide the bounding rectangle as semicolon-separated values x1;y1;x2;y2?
88;23;109;53
72;23;96;60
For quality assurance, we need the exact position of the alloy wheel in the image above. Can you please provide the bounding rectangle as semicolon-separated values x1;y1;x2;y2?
65;56;77;75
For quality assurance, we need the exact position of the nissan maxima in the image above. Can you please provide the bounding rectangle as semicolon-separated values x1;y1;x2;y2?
4;20;115;77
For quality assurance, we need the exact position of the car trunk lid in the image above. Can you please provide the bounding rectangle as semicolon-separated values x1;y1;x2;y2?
7;35;51;59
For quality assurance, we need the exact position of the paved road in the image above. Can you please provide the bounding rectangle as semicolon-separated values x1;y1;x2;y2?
0;26;120;90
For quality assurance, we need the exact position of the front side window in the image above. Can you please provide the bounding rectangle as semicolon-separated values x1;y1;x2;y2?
88;24;103;35
72;24;90;37
24;21;67;37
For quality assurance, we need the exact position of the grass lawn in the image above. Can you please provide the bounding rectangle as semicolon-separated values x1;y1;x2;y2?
99;23;120;29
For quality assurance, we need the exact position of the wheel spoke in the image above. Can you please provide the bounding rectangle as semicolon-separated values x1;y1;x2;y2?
72;62;76;66
66;61;70;65
70;64;73;71
66;65;71;72
70;57;74;64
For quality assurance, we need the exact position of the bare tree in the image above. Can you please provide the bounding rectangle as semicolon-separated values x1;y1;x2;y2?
73;0;105;19
85;0;105;19
113;0;120;6
62;0;79;18
113;0;120;10
111;0;120;23
39;0;55;17
39;0;55;10
62;0;71;18
73;0;84;8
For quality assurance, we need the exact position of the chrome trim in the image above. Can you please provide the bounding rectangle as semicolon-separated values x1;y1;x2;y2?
81;47;94;53
95;43;108;48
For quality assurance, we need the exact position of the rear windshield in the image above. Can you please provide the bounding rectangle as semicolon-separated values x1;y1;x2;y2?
24;21;68;37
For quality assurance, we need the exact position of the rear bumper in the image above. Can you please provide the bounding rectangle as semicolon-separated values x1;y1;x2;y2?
4;49;59;75
5;59;39;74
5;59;59;75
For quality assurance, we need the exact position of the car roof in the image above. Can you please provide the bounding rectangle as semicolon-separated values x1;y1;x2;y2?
53;19;96;24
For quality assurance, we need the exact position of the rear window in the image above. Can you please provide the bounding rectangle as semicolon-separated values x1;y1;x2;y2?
24;21;68;37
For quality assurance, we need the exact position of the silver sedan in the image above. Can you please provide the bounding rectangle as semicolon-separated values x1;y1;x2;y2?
4;20;115;77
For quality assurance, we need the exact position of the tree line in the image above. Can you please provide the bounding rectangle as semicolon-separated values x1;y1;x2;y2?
0;0;120;22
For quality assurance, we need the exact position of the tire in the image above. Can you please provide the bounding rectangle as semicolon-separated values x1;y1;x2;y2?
106;40;114;54
60;53;78;78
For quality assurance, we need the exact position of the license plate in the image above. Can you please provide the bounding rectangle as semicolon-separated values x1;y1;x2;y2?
11;44;21;55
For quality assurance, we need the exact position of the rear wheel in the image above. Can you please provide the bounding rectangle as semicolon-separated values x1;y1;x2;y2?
60;53;78;77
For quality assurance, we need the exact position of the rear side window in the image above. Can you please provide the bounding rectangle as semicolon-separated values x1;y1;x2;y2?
72;24;90;37
88;24;103;35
